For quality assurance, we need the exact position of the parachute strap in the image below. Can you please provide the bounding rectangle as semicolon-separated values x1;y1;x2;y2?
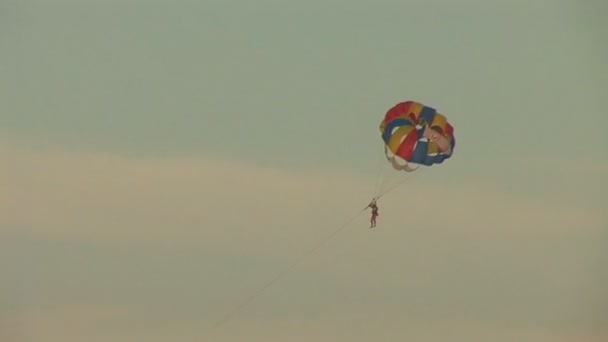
207;208;366;336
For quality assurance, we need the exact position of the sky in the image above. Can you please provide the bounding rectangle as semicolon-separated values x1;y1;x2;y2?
1;0;607;341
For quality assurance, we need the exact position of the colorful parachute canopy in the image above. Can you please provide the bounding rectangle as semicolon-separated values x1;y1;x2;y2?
379;101;455;171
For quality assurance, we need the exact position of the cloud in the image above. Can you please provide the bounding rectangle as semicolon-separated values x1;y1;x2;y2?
1;141;606;342
0;141;366;242
2;141;603;242
2;304;606;342
0;304;209;342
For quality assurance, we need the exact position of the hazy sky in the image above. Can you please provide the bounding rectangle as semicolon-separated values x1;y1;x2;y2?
2;0;607;341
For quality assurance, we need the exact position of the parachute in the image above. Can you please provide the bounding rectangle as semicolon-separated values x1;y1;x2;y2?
373;100;455;198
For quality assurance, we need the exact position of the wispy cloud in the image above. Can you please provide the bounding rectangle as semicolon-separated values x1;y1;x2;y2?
2;142;603;241
2;304;607;342
1;142;606;342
